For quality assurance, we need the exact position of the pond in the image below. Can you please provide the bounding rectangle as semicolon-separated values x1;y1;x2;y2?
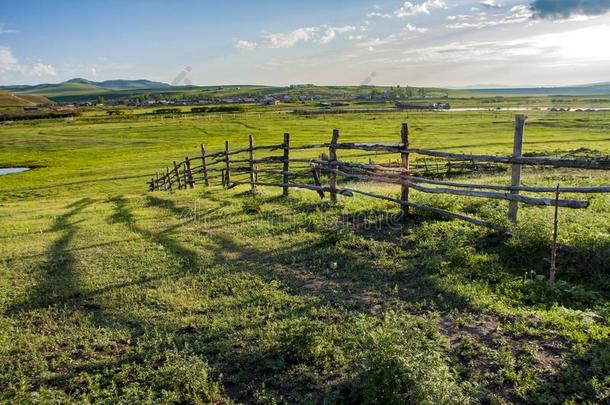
0;167;31;176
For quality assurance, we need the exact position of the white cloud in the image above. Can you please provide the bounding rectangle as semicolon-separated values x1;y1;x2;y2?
368;23;610;67
0;46;57;77
367;12;393;18
394;0;446;18
357;34;402;49
446;5;532;29
236;40;258;50
356;26;427;51
405;23;429;33
237;24;358;49
236;27;318;49
480;0;502;9
320;25;356;44
265;27;319;48
0;46;19;73
510;5;534;19
31;63;57;76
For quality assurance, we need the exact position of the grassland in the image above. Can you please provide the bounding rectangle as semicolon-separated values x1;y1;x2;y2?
0;107;608;403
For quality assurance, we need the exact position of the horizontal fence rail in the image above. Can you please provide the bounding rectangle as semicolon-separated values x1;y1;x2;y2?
148;118;610;231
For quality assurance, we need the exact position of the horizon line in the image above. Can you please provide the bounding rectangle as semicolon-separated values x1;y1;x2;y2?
2;77;609;90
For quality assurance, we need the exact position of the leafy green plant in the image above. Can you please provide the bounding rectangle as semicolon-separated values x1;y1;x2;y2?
335;314;468;405
241;197;263;214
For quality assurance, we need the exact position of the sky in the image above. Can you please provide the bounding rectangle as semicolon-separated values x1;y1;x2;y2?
1;0;610;87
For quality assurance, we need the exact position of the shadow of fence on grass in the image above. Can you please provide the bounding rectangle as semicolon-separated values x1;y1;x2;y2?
145;190;609;402
108;195;203;274
9;198;94;312
11;190;606;403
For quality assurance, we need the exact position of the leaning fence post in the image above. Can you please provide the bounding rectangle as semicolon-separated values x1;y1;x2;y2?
200;144;209;186
400;123;410;221
224;141;231;187
185;156;194;188
174;161;182;190
508;114;527;223
248;135;256;192
329;129;340;203
283;133;290;197
311;165;325;199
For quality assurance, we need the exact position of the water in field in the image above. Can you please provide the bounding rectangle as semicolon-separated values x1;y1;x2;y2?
0;167;30;176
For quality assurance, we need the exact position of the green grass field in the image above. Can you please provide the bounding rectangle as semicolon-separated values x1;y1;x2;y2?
1;108;608;403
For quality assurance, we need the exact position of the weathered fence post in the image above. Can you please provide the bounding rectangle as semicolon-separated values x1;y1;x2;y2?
182;160;189;189
400;123;410;221
248;135;256;192
185;156;194;188
200;144;209;186
329;129;339;203
550;184;560;283
156;172;160;191
149;178;155;192
224;141;231;187
221;169;226;188
508;114;527;223
166;166;172;191
174;161;182;190
311;165;325;199
283;133;290;197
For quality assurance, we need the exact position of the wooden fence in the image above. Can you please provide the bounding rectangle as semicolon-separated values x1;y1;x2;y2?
148;116;610;231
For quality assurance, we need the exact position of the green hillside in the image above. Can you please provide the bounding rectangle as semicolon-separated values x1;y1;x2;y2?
18;82;109;96
1;78;451;103
0;91;50;106
0;78;172;99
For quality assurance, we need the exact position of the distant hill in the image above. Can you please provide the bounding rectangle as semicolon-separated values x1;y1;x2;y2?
0;80;451;103
0;78;172;98
65;78;172;90
0;91;50;106
463;82;610;96
3;78;610;104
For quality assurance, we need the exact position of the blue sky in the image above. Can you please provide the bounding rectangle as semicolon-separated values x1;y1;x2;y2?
1;0;609;86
